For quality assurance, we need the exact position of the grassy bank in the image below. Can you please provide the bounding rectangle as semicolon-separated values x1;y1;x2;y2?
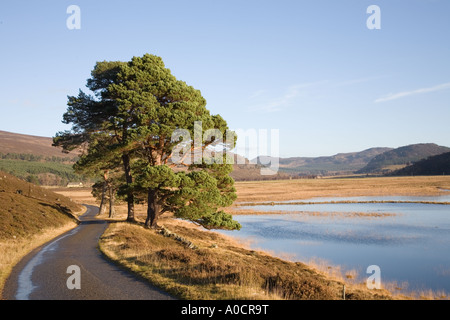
0;171;84;298
99;216;392;300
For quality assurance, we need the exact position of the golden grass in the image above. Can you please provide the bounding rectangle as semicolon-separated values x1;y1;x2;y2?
232;176;450;203
0;171;86;299
99;219;392;300
58;176;450;300
47;187;98;206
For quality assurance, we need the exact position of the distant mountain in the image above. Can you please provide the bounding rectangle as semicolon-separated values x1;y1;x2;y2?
0;130;78;157
254;147;392;175
357;143;450;174
391;152;450;176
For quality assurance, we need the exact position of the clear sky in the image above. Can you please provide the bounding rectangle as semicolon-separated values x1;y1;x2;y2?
1;0;449;158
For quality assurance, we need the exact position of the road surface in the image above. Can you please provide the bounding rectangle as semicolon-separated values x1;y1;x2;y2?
3;205;174;300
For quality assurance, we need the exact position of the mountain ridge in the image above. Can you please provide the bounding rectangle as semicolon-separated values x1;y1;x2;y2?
357;143;450;174
254;147;393;175
0;130;78;158
391;151;450;176
1;130;449;180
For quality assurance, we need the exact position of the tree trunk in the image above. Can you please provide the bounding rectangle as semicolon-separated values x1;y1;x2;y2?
145;189;161;228
109;187;116;218
98;179;108;216
122;153;135;222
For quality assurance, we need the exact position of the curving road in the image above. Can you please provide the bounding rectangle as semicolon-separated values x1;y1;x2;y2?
3;205;174;300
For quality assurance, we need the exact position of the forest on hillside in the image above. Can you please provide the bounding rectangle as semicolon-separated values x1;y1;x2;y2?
0;153;87;186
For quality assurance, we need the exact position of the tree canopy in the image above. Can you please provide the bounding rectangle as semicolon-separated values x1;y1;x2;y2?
54;54;240;230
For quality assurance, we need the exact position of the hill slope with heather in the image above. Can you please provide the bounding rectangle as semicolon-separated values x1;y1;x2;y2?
0;130;79;157
391;152;450;176
0;170;82;239
357;143;450;174
255;147;392;175
0;170;83;295
0;130;87;186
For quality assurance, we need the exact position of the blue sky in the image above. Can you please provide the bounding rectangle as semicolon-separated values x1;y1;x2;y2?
1;0;449;158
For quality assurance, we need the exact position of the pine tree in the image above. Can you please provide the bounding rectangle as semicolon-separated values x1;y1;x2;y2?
53;60;138;221
111;54;240;229
55;54;240;230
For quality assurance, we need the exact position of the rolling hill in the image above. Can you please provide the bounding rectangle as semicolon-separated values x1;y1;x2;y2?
0;130;78;157
0;130;85;186
357;143;450;174
391;152;450;176
2;130;449;181
254;147;392;175
0;170;82;239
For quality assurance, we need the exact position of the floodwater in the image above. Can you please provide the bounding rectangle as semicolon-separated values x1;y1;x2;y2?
219;195;450;295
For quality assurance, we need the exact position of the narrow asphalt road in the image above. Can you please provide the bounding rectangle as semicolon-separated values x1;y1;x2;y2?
3;205;174;300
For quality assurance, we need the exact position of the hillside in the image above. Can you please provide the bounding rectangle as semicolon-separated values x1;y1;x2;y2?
0;131;291;183
0;170;82;240
391;152;450;176
0;170;83;294
230;163;294;181
255;147;392;175
357;143;450;174
0;130;78;158
0;130;86;186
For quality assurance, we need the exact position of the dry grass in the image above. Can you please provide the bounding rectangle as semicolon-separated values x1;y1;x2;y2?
0;130;79;158
0;171;84;298
232;176;450;203
99;219;392;300
59;176;450;300
47;187;98;206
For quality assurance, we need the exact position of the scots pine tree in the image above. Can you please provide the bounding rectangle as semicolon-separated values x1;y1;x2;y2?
55;54;240;230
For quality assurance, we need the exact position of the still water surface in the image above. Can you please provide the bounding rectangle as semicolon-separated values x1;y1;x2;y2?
219;195;450;294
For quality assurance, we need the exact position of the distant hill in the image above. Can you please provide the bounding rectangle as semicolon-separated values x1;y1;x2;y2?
0;130;85;186
254;147;392;175
0;130;78;158
230;163;294;181
357;143;450;174
390;152;450;176
0;130;291;183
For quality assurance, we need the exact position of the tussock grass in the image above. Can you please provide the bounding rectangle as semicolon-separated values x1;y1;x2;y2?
306;258;449;300
232;176;450;204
